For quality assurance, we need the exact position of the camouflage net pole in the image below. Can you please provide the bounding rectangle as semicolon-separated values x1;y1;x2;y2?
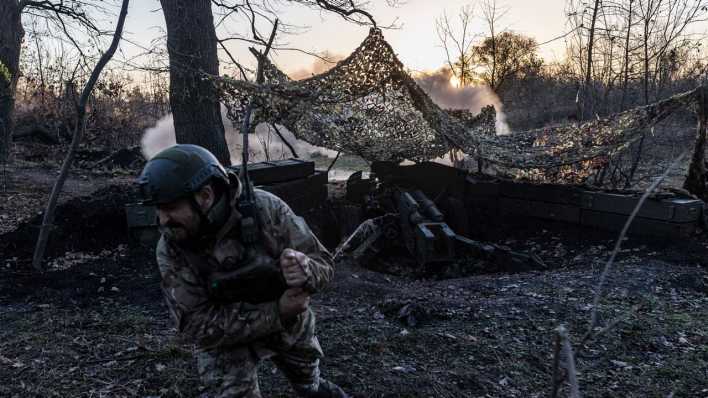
212;28;706;185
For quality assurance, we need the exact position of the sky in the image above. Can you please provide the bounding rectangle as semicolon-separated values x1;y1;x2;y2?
118;0;573;76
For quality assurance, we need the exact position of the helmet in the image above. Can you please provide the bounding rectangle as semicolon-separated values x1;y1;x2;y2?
137;144;229;205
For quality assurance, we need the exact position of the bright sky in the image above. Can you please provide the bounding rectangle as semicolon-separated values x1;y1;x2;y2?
119;0;572;75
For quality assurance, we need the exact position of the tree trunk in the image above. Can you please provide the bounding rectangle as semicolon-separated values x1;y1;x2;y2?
642;2;651;106
582;0;601;119
620;0;634;110
0;1;24;164
628;0;654;188
684;89;707;198
160;0;231;165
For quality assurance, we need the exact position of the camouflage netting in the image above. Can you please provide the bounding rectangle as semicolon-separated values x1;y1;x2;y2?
214;29;705;183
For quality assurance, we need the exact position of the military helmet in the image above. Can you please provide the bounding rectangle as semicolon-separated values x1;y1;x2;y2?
137;144;229;205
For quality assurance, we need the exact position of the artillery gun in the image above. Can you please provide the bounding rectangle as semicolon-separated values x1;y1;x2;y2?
335;169;546;271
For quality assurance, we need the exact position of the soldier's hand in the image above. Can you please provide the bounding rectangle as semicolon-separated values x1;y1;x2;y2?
278;287;310;322
280;248;310;288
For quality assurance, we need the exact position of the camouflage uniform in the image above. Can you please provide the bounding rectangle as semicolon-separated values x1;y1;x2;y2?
156;188;335;397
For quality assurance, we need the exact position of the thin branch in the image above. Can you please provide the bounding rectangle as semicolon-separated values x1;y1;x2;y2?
239;18;279;190
217;40;250;80
20;0;102;33
584;149;688;339
535;25;582;48
313;0;377;27
271;123;298;158
32;0;130;270
217;35;338;63
558;326;581;398
52;7;91;72
327;151;341;173
550;331;563;398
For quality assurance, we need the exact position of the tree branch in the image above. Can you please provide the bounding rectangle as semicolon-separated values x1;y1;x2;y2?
32;0;130;270
312;0;378;27
20;0;102;33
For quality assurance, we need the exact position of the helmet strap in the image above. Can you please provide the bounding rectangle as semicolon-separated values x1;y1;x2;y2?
205;190;230;230
188;188;231;237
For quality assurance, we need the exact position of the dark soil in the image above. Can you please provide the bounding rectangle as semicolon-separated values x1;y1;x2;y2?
0;185;138;261
1;160;707;398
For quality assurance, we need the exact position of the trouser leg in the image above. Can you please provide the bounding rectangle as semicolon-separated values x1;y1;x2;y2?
197;346;261;398
271;310;349;398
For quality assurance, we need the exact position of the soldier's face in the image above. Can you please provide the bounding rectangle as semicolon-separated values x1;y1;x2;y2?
156;198;201;242
156;186;215;242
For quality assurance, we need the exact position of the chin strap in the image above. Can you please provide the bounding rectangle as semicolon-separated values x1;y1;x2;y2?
189;188;231;237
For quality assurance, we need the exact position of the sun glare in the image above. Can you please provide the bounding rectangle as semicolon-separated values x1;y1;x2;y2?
449;74;461;88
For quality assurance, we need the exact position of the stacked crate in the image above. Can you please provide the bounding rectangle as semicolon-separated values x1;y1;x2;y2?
464;178;704;238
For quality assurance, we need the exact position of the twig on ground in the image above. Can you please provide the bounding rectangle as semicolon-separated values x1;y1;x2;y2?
550;331;563;398
550;150;688;398
582;304;641;346
558;326;581;398
583;150;688;341
82;353;151;365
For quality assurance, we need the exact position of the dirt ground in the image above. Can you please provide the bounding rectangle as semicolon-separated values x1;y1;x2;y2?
1;140;708;398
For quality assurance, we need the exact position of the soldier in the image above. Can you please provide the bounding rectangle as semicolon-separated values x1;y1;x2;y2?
137;144;348;398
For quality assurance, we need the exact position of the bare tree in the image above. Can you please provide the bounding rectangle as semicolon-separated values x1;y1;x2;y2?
479;0;510;91
627;0;707;185
436;5;477;87
565;0;707;117
0;0;105;165
619;0;638;110
637;0;662;106
582;0;601;118
32;0;130;270
565;0;603;118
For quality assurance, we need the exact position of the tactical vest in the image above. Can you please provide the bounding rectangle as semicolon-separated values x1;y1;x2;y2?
171;192;288;304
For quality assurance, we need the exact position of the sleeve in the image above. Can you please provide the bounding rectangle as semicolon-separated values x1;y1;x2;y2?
156;237;284;350
260;191;334;293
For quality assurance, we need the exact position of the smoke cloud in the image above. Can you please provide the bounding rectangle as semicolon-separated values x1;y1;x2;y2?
141;114;176;159
415;67;510;135
142;56;350;162
141;106;337;162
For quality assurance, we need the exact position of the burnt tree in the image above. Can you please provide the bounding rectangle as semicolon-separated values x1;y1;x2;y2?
160;0;231;165
0;1;23;164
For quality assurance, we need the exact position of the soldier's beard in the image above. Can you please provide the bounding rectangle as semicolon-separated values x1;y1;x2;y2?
160;222;190;242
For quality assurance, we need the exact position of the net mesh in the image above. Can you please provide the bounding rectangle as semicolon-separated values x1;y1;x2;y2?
214;28;703;183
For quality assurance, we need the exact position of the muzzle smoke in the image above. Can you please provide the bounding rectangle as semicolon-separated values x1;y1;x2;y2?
414;67;510;135
141;106;337;162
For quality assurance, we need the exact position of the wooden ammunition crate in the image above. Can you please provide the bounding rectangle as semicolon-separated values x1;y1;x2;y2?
464;175;703;239
259;171;328;215
228;159;315;185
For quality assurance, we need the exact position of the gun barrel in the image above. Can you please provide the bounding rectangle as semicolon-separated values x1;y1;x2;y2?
412;190;444;222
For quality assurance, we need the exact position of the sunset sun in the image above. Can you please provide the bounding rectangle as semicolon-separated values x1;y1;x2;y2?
449;74;461;88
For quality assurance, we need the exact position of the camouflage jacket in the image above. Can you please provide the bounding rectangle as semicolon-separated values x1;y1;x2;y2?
156;188;333;350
